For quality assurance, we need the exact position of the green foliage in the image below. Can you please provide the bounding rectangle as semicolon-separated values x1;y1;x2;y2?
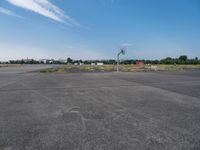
67;57;73;63
179;55;188;61
159;56;199;65
5;55;200;65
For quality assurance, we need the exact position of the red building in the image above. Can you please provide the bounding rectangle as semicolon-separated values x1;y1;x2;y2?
136;60;144;65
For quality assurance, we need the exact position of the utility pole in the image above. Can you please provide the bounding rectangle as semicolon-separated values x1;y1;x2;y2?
117;48;126;72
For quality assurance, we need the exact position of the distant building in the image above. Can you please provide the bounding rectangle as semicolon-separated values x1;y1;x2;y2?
49;60;54;64
97;62;104;66
91;63;96;66
136;61;144;65
39;59;48;64
22;58;33;63
59;59;68;63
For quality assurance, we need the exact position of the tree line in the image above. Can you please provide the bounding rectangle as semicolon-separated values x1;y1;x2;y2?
1;55;200;65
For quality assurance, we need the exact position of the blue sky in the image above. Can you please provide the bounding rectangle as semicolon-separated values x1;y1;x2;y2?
0;0;200;60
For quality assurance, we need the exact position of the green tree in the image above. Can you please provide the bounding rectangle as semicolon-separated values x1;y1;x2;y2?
67;57;73;63
179;55;187;61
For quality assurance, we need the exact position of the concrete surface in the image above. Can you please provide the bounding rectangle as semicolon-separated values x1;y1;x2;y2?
0;64;57;74
0;65;200;150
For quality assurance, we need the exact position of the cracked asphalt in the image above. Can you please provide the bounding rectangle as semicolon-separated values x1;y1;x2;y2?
0;65;200;150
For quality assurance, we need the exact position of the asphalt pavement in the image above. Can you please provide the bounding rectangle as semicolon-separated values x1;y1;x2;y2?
0;65;200;150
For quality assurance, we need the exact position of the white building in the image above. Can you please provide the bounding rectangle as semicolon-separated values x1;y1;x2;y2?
97;62;104;66
91;63;96;66
39;59;48;64
59;59;68;63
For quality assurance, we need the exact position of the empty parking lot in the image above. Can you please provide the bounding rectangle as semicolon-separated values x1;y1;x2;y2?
0;65;200;150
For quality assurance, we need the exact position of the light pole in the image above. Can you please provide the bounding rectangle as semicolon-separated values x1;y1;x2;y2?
117;48;126;72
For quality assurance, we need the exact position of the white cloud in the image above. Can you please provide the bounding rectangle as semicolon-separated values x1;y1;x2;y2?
6;0;79;25
0;7;22;18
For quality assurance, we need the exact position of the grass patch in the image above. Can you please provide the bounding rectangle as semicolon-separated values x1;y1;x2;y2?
39;64;200;73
